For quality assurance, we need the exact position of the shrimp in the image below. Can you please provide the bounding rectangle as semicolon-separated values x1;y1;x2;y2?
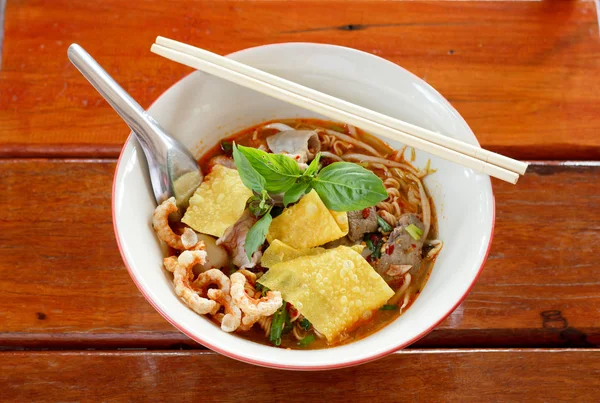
164;249;219;315
237;269;257;283
153;197;198;250
163;256;179;273
193;268;230;295
237;269;258;296
181;228;199;250
230;272;283;317
207;289;241;332
237;313;262;331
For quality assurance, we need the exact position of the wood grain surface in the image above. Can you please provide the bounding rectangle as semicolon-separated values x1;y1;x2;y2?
0;0;5;69
2;350;599;402
1;1;600;159
1;160;598;349
2;1;599;399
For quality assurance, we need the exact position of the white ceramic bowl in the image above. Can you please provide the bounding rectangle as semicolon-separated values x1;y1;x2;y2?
113;43;494;370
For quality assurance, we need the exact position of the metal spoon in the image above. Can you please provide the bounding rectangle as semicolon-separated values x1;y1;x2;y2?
68;43;202;207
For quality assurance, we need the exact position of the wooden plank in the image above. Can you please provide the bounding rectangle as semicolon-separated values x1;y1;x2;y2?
1;1;599;159
0;0;5;69
1;350;599;401
0;160;598;349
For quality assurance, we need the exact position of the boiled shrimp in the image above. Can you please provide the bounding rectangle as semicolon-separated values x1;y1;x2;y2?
237;313;263;331
207;289;241;333
163;256;179;273
230;272;282;317
181;228;199;250
237;269;257;283
193;268;230;296
164;249;219;315
153;197;199;250
230;269;270;331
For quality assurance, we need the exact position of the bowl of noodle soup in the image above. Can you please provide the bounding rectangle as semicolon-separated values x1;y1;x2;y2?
113;43;494;369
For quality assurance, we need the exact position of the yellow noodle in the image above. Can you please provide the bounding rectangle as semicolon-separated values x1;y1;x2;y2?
257;315;272;337
386;188;401;198
383;177;401;189
378;210;397;227
292;323;308;341
333;140;354;156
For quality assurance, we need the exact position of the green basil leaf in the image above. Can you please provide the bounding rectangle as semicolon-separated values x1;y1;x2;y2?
283;180;311;207
232;144;266;193
237;145;301;193
244;212;272;259
303;152;321;178
312;162;388;211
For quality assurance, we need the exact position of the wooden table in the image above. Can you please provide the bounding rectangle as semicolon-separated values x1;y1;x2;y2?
1;1;599;401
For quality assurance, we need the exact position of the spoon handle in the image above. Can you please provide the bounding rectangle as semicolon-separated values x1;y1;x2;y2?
67;44;166;150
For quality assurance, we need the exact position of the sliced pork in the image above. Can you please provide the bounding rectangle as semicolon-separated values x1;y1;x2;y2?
216;210;262;269
266;130;321;164
347;207;378;242
373;214;425;284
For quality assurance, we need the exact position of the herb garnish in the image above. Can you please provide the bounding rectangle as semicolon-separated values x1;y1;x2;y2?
406;224;423;241
255;283;269;297
232;143;388;258
364;233;384;259
299;317;312;331
298;334;315;347
376;215;393;233
270;302;289;346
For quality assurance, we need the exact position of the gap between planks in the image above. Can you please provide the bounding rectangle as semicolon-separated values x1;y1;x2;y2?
2;348;598;357
1;328;598;351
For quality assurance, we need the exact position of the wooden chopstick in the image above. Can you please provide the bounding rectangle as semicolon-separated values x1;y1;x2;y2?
151;38;525;184
155;36;527;177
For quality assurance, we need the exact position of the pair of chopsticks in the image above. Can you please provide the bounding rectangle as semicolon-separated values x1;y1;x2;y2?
151;36;528;184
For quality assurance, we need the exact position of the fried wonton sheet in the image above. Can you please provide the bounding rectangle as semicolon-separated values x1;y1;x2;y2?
266;190;348;249
182;165;252;237
261;240;363;269
258;245;393;341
